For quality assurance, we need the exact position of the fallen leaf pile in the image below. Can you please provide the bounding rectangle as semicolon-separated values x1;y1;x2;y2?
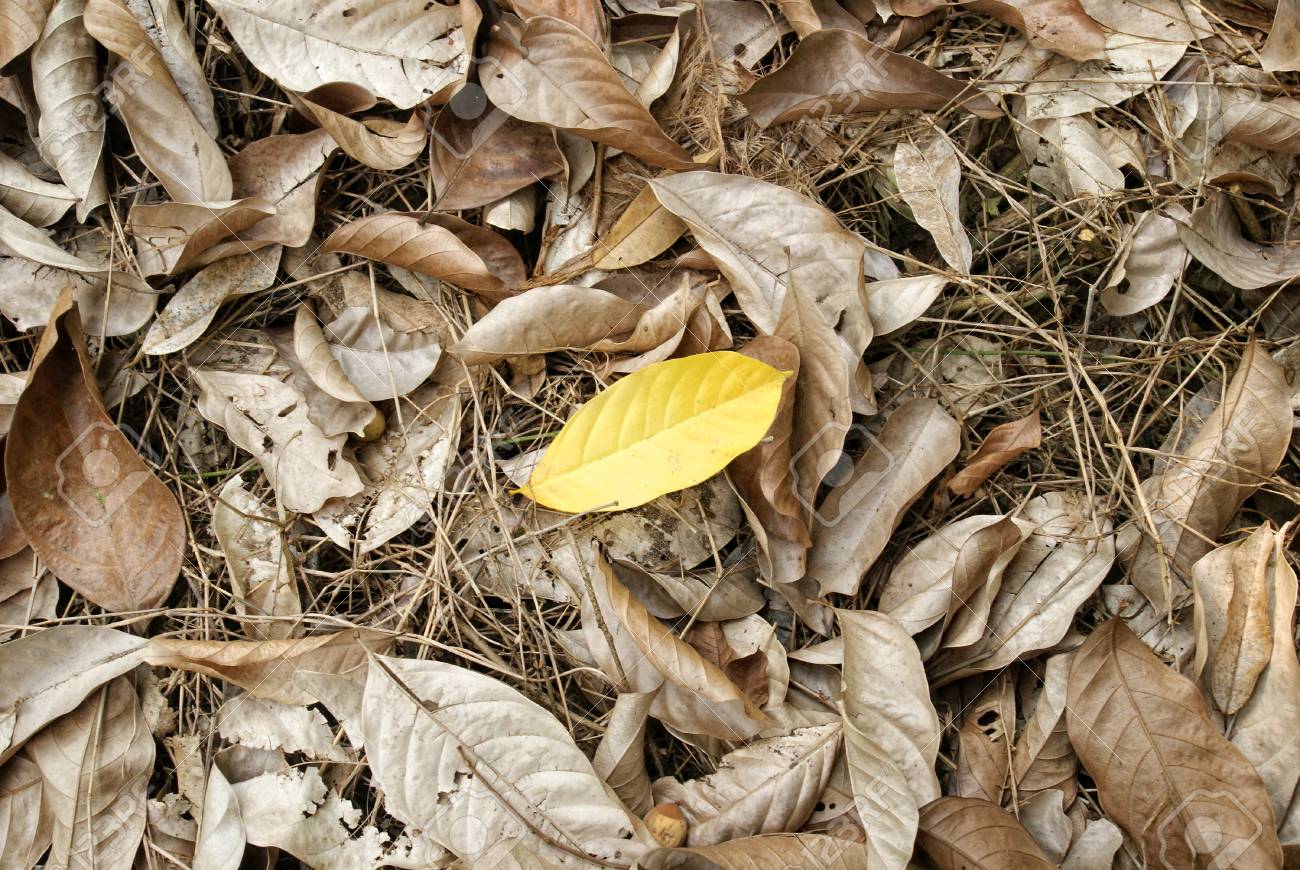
0;0;1297;867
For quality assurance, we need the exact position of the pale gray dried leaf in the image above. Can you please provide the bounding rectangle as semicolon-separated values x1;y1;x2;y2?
27;676;153;870
453;285;643;365
144;248;282;355
212;474;300;640
124;0;217;134
653;723;841;846
216;694;346;761
127;198;277;276
228;129;337;248
592;691;656;817
0;0;53;67
894;135;972;273
1174;194;1300;290
321;306;442;401
32;0;107;219
1262;0;1300;72
865;274;948;337
193;368;365;513
361;654;649;866
0;755;51;868
312;384;460;553
208;0;470;109
0;626;149;765
806;399;961;598
1060;818;1123;870
1100;210;1188;315
265;322;380;439
192;764;244;870
840;610;939;870
1011;654;1077;804
0;151;75;226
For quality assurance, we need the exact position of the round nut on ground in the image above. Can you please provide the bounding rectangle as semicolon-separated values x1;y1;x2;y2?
645;802;687;848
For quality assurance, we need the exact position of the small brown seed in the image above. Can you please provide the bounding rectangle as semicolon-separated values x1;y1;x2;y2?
644;802;687;848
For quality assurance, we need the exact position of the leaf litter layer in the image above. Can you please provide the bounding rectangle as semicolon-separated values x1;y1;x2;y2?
0;0;1298;867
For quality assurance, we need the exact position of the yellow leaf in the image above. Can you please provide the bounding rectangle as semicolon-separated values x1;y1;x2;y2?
519;352;789;513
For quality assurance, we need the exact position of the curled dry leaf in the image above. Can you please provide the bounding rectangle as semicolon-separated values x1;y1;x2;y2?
207;0;470;109
289;92;428;171
1222;95;1300;154
483;14;695;170
192;367;365;514
1261;0;1299;72
361;654;650;866
917;797;1056;870
894;135;972;274
730;336;809;546
265;320;383;440
967;0;1105;61
120;0;216;134
738;29;1000;128
948;410;1042;498
1207;523;1274;714
865;274;948;337
806;398;961;598
454;285;640;364
653;723;841;846
212;474;301;640
312;384;460;553
1174;194;1300;290
0;150;75;226
127;198;277;276
227;128;337;247
6;291;184;612
324;211;524;300
320;306;443;401
1099;210;1188;316
0;0;50;66
1122;343;1292;611
429;112;564;211
583;544;769;741
0;626;149;764
951;680;1013;804
591;183;689;272
143;247;282;355
1011;654;1077;804
929;491;1115;683
1068;619;1282;867
144;628;391;706
192;763;244;870
520;352;788;513
32;0;108;220
593;691;657;817
840;610;940;870
26;676;155;870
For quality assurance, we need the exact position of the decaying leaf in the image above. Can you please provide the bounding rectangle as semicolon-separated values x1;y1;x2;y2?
592;690;656;817
917;797;1055;869
967;0;1105;61
7;291;184;612
951;680;1013;804
193;763;244;870
1100;210;1188;315
0;150;75;226
641;833;875;869
453;285;642;364
1067;618;1282;867
212;474;300;639
1011;654;1077;804
894;135;972;274
429;113;565;211
143;247;282;355
0;754;52;867
948;410;1041;498
318;305;443;401
227;129;337;247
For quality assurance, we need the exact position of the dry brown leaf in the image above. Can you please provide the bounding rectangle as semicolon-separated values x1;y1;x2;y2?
0;754;51;867
454;285;642;364
312;384;460;552
840;609;939;870
1209;524;1274;714
877;514;1030;650
592;690;656;817
0;254;157;337
1011;654;1077;804
265;318;382;440
484;14;695;170
429;112;564;211
653;723;841;846
289;91;428;171
967;0;1104;60
193;366;364;513
1099;210;1188;316
192;763;244;870
7;291;184;612
0;626;149;764
582;543;768;741
1222;95;1300;154
143;247;282;355
1067;618;1282;867
144;629;390;706
894;135;972;274
642;833;874;869
120;0;216;134
227;129;337;247
730;336;809;547
738;29;1000;128
951;680;1014;804
212;474;301;640
324;212;524;300
929;491;1115;683
806;398;961;598
685;622;771;710
26;676;154;870
361;653;650;866
511;0;606;44
317;306;443;401
591;183;689;272
1122;343;1292;611
0;150;75;226
127;198;276;276
31;0;107;220
948;410;1042;498
208;0;471;109
0;0;51;67
1262;0;1299;72
917;797;1056;870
